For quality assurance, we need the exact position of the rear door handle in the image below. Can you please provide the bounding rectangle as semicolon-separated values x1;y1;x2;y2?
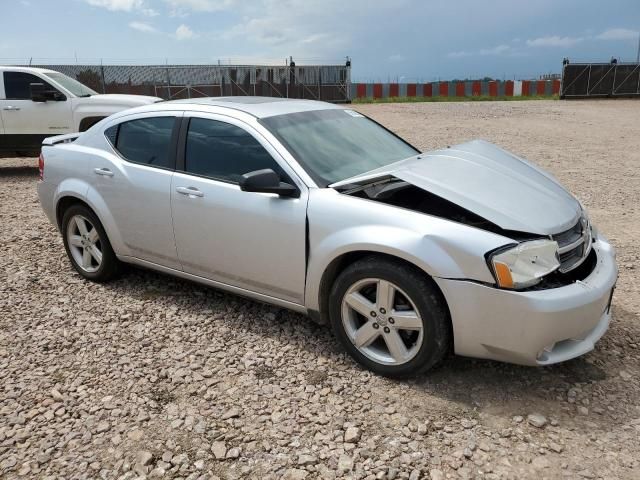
94;167;114;177
176;186;204;197
2;106;20;111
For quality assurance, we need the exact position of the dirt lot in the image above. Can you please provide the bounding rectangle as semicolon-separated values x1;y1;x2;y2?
0;100;638;480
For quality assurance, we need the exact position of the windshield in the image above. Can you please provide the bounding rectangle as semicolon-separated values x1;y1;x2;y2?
261;109;419;186
43;72;98;97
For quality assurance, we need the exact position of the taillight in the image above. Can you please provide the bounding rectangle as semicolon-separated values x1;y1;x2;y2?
38;153;44;180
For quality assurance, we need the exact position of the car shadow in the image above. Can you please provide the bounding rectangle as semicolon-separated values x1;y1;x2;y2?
0;165;38;177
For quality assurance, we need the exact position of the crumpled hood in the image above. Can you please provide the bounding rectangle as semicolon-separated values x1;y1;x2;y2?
334;140;582;235
85;94;162;106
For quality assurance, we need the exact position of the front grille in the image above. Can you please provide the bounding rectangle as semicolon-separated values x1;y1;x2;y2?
552;216;592;273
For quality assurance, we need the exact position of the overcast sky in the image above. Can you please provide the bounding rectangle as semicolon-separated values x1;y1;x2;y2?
2;0;639;81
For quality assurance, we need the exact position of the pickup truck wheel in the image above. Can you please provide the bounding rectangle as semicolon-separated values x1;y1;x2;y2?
61;205;120;282
329;257;451;378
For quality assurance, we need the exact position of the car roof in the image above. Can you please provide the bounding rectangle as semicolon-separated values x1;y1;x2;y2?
0;66;60;75
160;96;344;119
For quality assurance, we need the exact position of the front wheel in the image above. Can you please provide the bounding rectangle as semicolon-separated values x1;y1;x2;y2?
329;257;451;378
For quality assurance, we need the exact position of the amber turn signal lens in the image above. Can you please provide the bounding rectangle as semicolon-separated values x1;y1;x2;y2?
493;262;514;289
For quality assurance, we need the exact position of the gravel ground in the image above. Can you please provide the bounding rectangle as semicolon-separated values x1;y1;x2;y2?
1;99;639;480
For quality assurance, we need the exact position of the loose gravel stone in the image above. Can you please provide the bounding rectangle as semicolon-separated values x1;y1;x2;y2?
527;414;548;428
226;447;241;459
136;451;153;466
211;441;227;459
344;426;362;443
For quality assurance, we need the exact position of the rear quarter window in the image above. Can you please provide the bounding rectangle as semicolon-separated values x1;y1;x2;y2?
105;117;176;169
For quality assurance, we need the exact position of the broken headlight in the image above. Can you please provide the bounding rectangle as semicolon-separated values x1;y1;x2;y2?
489;239;560;290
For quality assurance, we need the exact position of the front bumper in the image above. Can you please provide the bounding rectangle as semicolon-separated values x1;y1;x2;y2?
434;236;617;366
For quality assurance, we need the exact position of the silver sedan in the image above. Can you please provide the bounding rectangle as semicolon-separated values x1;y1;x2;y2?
37;97;617;377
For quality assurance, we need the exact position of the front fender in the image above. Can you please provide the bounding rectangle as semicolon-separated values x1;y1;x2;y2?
304;189;513;312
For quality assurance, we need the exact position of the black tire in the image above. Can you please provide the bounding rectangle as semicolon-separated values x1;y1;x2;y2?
61;204;121;282
329;256;451;378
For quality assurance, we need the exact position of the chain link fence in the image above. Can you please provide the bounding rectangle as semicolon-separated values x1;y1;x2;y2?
29;63;352;102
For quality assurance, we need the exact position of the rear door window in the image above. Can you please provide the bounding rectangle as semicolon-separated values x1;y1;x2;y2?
108;117;176;169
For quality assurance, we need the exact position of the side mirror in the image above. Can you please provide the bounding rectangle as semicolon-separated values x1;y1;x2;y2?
239;169;299;198
30;83;66;102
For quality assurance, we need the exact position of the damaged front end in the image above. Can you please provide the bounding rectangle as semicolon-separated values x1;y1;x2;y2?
335;176;597;291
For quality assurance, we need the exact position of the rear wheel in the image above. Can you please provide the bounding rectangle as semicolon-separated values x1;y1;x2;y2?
61;205;120;282
329;257;451;378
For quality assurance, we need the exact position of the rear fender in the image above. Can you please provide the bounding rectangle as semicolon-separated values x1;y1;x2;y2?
84;185;130;256
53;179;129;257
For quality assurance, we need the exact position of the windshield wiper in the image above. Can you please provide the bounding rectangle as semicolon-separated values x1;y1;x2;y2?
77;94;93;98
334;176;399;194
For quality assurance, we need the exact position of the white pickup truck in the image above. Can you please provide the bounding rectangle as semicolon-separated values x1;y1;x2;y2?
0;66;161;157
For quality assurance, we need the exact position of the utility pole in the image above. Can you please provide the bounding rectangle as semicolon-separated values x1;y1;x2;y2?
636;31;640;63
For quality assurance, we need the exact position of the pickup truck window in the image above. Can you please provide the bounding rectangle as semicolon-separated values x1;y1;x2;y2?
42;72;97;97
185;118;285;183
109;117;175;169
3;72;57;100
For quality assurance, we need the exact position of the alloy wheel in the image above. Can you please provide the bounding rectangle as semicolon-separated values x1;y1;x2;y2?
66;215;103;273
341;278;424;365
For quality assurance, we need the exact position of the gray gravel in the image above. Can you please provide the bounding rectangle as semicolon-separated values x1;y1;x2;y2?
1;100;639;479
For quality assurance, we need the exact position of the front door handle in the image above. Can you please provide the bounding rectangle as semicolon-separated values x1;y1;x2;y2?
176;186;204;197
2;106;20;111
94;167;114;177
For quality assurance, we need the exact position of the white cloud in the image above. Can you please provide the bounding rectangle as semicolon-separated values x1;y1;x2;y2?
129;21;156;33
526;35;583;47
165;0;236;12
175;24;196;40
86;0;143;11
301;33;330;44
85;0;157;15
596;28;639;41
479;44;511;56
218;1;362;57
447;51;471;58
388;54;405;62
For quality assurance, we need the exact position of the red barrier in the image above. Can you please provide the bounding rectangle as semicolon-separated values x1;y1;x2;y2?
407;84;417;97
522;80;530;96
455;82;465;97
505;81;514;96
489;81;498;97
373;83;383;99
423;83;432;97
356;83;366;98
552;80;561;95
389;83;399;97
439;82;449;97
472;81;481;96
536;80;546;95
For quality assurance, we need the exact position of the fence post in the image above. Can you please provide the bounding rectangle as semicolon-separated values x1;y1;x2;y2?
100;63;106;94
166;67;171;100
